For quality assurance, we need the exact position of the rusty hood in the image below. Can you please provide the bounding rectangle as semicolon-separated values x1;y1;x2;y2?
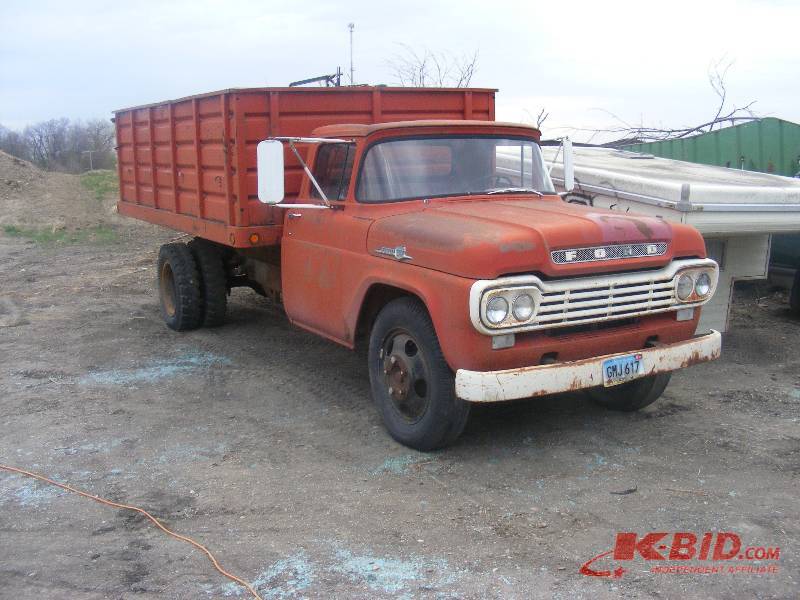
366;197;704;279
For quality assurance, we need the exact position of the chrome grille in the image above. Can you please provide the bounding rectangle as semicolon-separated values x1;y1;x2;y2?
551;242;668;264
534;273;676;328
470;258;718;335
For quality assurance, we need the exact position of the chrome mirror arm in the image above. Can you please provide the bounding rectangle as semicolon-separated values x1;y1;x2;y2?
287;140;331;208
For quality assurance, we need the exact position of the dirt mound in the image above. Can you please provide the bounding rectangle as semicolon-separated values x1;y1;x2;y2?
0;150;119;231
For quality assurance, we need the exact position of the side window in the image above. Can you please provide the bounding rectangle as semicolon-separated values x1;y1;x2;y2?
310;143;355;200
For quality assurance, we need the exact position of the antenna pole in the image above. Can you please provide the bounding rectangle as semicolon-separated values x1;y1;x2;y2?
348;23;355;85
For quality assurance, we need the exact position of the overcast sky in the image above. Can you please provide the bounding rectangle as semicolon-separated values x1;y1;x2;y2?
1;0;798;142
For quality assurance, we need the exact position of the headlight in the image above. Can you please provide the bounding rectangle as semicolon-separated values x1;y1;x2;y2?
676;273;694;301
675;266;717;303
512;294;535;321
695;272;711;297
486;296;509;324
482;287;540;327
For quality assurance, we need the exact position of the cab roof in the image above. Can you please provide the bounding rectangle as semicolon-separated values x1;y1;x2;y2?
312;120;541;139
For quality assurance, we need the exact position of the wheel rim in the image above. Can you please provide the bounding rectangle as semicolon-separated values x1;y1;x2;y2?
159;262;177;317
379;329;431;423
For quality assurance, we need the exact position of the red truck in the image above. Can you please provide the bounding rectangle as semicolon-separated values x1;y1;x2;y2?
114;86;721;450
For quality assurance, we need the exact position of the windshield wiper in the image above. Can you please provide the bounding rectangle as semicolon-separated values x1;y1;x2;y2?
484;187;544;197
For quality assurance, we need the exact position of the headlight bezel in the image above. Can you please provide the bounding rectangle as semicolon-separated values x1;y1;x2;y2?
673;266;717;303
480;287;541;329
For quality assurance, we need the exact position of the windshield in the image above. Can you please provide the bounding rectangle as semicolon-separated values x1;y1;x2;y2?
356;136;555;203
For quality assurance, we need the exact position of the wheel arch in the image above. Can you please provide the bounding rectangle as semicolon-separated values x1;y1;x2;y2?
344;264;475;372
354;282;426;350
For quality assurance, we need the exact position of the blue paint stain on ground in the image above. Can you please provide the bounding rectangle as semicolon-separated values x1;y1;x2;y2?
207;544;459;598
154;442;228;465
80;351;230;386
371;454;429;476
329;546;459;596
213;552;314;599
57;438;124;456
0;474;64;507
586;453;608;471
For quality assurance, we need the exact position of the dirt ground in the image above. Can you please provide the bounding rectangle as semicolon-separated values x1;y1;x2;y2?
0;164;798;599
0;151;118;231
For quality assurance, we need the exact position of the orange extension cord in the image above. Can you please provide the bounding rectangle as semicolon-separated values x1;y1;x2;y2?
0;464;263;600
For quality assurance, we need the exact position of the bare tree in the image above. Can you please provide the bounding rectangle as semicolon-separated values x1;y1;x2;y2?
81;119;116;170
523;108;549;129
24;118;70;170
1;118;116;172
0;125;31;161
388;44;478;87
588;58;758;147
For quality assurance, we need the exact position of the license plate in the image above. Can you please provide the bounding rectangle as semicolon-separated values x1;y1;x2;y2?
602;353;645;387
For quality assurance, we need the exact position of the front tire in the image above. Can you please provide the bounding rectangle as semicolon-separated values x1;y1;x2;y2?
368;297;470;451
157;243;203;331
587;373;671;412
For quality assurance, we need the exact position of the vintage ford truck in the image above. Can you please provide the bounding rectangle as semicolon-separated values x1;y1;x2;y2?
115;87;721;450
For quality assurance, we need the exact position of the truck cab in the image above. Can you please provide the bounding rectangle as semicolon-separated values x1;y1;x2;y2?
246;120;721;449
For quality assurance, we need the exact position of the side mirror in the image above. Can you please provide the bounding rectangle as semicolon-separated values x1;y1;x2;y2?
563;138;575;192
257;140;285;204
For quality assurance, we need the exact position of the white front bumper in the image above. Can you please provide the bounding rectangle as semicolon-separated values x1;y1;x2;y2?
455;330;722;403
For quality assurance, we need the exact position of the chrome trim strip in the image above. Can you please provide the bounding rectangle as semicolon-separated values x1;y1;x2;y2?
551;242;668;264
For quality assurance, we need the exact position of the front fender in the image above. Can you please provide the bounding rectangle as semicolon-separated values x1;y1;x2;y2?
344;256;477;371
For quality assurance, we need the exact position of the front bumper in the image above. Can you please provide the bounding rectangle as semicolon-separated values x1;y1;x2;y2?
454;330;722;402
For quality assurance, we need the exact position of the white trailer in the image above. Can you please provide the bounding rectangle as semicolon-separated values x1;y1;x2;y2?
544;147;800;332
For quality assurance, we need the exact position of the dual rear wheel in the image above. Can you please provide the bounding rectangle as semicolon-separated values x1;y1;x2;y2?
790;269;800;313
157;240;228;331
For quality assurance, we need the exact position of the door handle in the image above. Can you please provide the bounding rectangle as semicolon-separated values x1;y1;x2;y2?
287;212;303;220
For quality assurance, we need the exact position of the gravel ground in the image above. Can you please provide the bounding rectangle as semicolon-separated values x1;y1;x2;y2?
0;222;798;599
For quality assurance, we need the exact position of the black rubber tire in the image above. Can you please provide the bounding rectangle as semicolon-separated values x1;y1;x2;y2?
188;239;228;327
790;269;800;313
157;243;203;331
587;372;672;412
368;297;470;451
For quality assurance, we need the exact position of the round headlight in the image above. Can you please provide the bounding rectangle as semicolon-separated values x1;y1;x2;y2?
512;294;535;321
676;273;695;301
695;272;712;297
486;296;509;325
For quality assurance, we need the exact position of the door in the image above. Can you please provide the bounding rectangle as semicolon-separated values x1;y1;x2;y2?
281;143;366;343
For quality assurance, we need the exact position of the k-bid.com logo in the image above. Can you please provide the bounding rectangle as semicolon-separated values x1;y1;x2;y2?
580;532;781;578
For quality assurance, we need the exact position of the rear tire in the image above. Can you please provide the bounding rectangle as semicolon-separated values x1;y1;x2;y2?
368;297;470;451
157;243;203;331
587;373;671;412
188;239;228;327
790;269;800;313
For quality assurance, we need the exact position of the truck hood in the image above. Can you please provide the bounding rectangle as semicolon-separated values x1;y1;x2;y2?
366;197;705;279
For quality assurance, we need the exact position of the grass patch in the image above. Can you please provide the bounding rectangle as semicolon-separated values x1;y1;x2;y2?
81;170;119;200
2;224;118;244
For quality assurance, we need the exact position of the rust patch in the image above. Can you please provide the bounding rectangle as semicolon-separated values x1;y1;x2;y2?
499;241;535;253
628;217;655;239
596;215;656;239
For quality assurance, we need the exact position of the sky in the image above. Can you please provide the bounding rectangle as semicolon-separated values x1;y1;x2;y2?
1;0;798;142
